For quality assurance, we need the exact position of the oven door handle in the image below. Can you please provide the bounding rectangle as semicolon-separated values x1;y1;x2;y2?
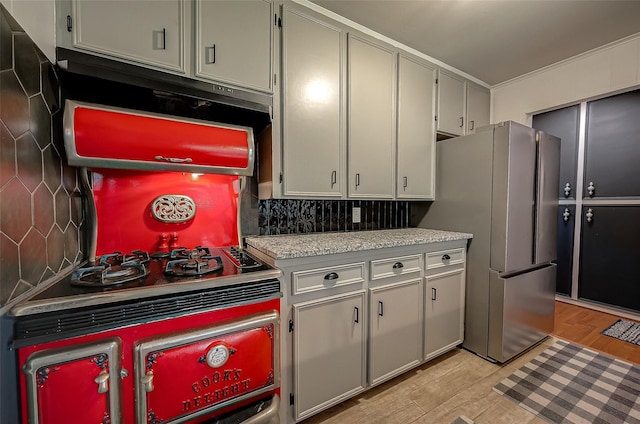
240;394;280;424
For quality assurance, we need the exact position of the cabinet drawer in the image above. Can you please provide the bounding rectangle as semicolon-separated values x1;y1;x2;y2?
370;255;421;280
292;263;365;295
426;249;464;270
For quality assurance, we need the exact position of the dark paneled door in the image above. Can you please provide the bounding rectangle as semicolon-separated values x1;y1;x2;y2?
578;206;640;312
555;205;575;296
584;90;640;199
532;104;580;200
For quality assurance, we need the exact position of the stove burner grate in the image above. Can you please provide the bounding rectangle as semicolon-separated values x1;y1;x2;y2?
165;256;223;276
71;250;150;286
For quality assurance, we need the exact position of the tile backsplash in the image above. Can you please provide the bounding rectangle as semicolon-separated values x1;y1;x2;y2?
0;5;83;308
257;199;410;235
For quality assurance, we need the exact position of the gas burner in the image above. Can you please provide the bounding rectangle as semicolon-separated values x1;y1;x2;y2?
71;250;151;287
165;256;223;276
169;247;213;260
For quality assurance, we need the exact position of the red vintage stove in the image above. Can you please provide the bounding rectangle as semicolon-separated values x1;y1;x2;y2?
10;101;282;424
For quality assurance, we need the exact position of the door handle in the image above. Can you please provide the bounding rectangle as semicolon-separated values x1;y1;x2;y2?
331;170;337;188
324;272;339;280
154;28;166;50
378;301;384;317
354;306;359;323
442;254;451;261
205;44;216;64
142;371;154;393
403;176;408;190
459;117;464;128
94;371;109;394
392;262;404;269
431;287;437;301
355;173;360;188
155;155;193;163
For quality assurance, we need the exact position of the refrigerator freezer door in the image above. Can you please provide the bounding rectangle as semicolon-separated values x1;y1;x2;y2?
490;122;537;273
488;264;556;363
535;132;561;264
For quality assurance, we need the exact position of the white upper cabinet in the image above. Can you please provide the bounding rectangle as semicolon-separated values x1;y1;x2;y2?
347;34;396;199
280;5;344;197
195;0;273;92
436;69;466;136
70;0;186;73
466;82;491;134
397;54;436;199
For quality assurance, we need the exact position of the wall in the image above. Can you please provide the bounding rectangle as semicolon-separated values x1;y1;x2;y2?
492;33;640;124
0;0;55;63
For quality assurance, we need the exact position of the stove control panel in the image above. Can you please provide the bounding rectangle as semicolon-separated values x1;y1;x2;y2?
223;246;262;269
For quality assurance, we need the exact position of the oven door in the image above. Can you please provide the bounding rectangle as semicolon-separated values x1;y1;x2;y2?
134;311;279;423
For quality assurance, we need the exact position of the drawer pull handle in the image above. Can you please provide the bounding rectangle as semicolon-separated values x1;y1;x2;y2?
442;254;451;261
392;262;404;269
354;306;359;323
378;301;384;317
324;272;339;280
142;371;154;393
155;155;193;163
94;371;109;394
432;287;437;301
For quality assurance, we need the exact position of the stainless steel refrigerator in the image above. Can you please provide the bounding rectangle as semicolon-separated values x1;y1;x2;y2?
419;121;560;363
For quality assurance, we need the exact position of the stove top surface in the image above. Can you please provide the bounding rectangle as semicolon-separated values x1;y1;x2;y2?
12;246;281;317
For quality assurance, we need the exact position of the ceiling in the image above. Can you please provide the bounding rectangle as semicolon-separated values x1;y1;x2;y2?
309;0;640;86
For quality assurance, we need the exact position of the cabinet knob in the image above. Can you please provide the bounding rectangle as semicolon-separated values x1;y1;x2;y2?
324;272;339;280
563;208;571;222
142;371;155;393
94;371;109;394
564;182;571;197
392;262;404;270
587;182;595;197
586;208;594;223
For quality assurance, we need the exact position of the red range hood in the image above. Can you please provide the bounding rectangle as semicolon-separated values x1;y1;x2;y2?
63;100;255;176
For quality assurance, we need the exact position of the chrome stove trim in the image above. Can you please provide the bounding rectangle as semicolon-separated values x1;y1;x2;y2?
239;394;280;424
133;311;279;424
23;338;123;424
10;268;282;317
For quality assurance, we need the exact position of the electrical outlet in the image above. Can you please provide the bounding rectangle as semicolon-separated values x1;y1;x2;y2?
352;207;361;223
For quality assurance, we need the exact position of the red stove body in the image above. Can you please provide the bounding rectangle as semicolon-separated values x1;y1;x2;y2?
11;101;281;424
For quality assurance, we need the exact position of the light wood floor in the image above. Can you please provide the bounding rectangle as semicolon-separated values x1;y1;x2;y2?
300;301;640;424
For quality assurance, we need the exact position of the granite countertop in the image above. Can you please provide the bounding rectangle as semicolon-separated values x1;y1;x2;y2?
245;228;472;260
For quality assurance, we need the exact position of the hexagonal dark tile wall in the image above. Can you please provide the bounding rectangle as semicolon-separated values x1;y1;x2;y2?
70;192;84;227
15;132;42;192
13;33;41;96
33;183;54;235
0;121;16;187
0;232;19;304
54;188;71;231
0;70;29;138
42;144;62;192
64;225;80;264
0;9;13;72
0;178;31;243
19;227;47;284
46;225;64;272
9;280;34;303
30;93;52;149
41;62;59;113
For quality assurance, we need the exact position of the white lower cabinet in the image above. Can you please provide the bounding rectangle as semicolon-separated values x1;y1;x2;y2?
424;267;465;361
369;279;422;386
292;290;366;421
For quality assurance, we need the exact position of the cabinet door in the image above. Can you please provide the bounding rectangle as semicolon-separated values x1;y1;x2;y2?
281;6;343;197
369;279;422;386
556;205;575;296
348;34;395;199
532;105;580;200
293;291;366;420
195;0;272;92
584;90;640;198
72;0;185;72
466;82;490;134
425;269;465;360
22;339;122;424
397;54;436;199
436;69;466;136
579;206;640;312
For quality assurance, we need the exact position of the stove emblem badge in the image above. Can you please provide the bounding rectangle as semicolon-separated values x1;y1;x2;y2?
206;344;230;368
151;195;197;223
